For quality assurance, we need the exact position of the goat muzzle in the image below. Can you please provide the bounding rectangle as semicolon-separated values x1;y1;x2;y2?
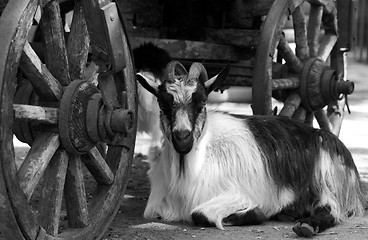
172;130;194;154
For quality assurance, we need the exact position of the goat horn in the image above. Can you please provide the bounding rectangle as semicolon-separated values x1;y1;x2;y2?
165;61;188;82
188;62;208;83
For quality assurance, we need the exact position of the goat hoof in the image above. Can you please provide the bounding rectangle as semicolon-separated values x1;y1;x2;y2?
292;222;317;238
191;211;215;227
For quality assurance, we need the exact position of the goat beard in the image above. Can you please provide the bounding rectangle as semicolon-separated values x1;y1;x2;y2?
179;154;185;177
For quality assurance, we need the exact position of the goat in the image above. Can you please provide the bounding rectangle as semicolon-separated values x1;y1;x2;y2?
136;61;368;238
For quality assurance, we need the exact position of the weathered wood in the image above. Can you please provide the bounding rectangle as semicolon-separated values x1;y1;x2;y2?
98;73;119;110
67;0;90;80
253;0;290;115
277;36;303;73
293;5;309;61
309;0;335;14
0;163;25;240
307;5;323;58
13;104;58;124
83;146;114;185
129;37;239;62
279;93;302;117
318;34;337;61
81;0;110;62
20;41;62;101
292;106;307;121
59;80;99;153
39;149;68;236
41;0;70;86
205;28;259;48
272;77;300;90
315;109;333;132
64;154;89;228
0;0;40;238
17;132;60;200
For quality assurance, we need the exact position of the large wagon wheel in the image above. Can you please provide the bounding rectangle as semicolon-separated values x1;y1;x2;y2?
253;0;354;135
0;0;137;239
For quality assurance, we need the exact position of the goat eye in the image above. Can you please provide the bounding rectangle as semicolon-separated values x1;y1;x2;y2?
158;93;174;117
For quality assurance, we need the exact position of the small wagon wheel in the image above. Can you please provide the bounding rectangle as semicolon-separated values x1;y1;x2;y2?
0;0;137;239
253;0;354;135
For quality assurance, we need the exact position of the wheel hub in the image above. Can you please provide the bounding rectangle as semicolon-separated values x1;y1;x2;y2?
59;80;134;154
300;58;354;112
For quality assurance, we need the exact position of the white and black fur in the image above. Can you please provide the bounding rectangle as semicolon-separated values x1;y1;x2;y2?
137;61;368;238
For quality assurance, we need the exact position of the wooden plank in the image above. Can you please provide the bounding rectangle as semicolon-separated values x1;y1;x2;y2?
38;149;68;236
20;41;62;101
13;104;58;124
83;146;114;185
67;0;90;80
129;37;239;62
17;132;60;200
64;154;89;228
41;0;70;86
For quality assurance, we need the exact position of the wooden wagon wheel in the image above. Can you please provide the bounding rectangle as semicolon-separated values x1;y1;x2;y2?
0;0;137;239
253;0;354;135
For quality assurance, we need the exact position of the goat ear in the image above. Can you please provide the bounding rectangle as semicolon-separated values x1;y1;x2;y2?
136;72;159;97
205;64;231;95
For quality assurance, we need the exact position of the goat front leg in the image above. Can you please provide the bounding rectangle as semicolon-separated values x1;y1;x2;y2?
190;194;266;229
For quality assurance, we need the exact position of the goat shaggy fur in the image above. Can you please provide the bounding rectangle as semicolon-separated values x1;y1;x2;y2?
137;61;367;238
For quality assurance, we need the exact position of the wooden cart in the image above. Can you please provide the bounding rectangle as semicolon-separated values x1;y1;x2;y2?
0;0;357;239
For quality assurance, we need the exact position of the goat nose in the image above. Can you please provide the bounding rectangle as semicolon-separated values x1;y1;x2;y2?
174;130;191;141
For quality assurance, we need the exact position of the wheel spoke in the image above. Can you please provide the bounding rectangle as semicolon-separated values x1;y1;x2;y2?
13;104;58;124
292;5;309;61
292;106;307;121
64;154;89;228
277;35;303;73
305;112;314;127
272;77;300;90
318;34;337;62
19;41;62;101
279;93;301;117
83;146;114;185
41;0;70;85
307;5;323;58
315;109;333;132
38;149;68;237
67;0;90;80
17;132;60;200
